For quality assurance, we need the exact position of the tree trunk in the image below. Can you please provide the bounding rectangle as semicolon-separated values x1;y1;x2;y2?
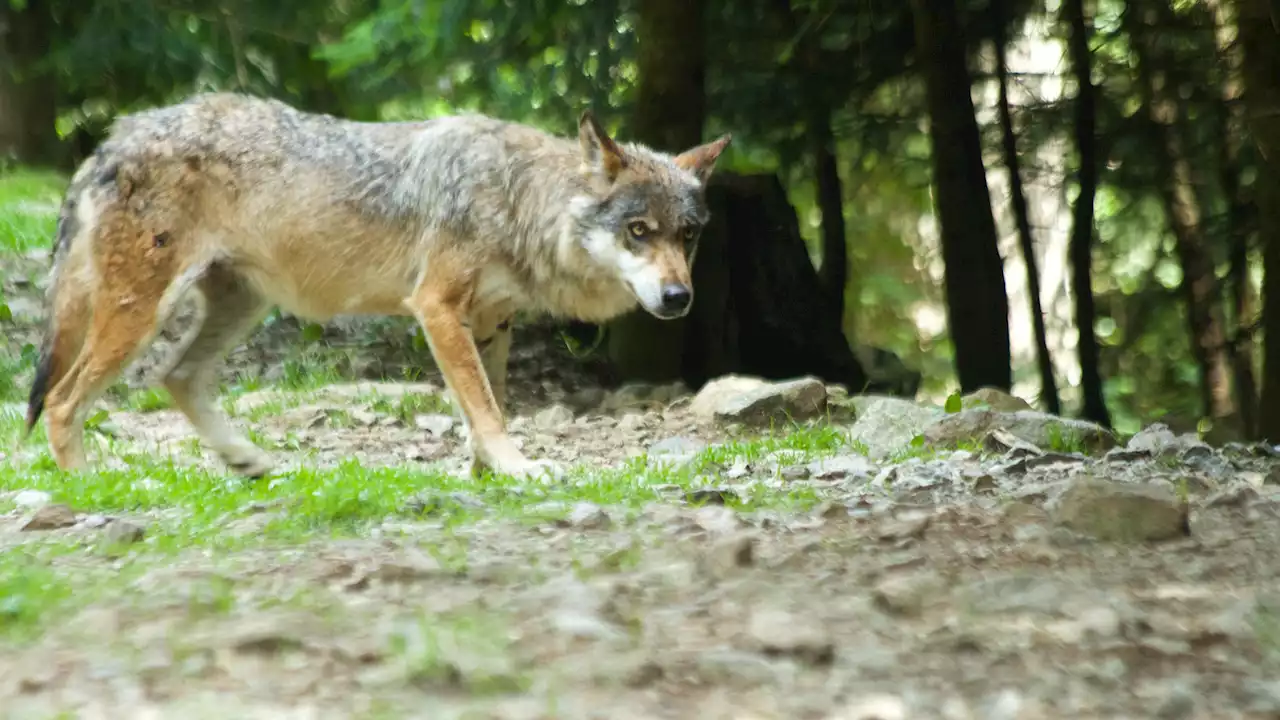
992;0;1061;415
0;0;60;167
1210;0;1260;439
1237;0;1280;442
909;0;1013;392
1063;0;1112;428
812;108;849;320
687;173;871;392
1128;1;1237;428
604;0;707;384
770;0;849;323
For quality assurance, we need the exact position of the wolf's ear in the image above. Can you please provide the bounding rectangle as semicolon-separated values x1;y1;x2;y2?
674;134;732;184
579;110;627;182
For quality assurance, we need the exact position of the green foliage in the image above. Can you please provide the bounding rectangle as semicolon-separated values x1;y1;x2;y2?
944;391;963;414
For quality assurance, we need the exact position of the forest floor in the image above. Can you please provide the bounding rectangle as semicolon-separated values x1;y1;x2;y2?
4;174;1280;719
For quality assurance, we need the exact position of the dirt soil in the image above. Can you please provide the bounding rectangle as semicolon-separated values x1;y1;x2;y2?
3;258;1280;719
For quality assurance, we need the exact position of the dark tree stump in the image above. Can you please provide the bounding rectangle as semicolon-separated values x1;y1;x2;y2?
681;172;873;392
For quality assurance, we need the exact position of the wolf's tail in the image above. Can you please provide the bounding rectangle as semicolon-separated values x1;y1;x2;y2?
25;153;103;436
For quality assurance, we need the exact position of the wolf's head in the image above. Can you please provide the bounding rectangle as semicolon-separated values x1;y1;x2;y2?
569;111;731;320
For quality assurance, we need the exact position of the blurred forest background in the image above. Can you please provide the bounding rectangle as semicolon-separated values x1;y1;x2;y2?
3;0;1280;441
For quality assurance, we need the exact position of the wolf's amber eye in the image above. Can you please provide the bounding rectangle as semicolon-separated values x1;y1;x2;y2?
627;221;649;239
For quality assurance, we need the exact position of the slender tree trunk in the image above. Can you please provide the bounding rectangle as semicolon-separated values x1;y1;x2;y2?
770;0;849;322
811;108;849;320
910;0;1013;392
1063;0;1112;427
992;0;1061;414
605;0;707;383
1128;1;1237;427
1237;0;1280;442
1210;0;1260;439
0;0;60;167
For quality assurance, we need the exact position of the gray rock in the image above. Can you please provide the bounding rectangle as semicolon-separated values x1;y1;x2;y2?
959;575;1074;615
831;695;909;720
873;570;945;617
12;489;52;509
875;510;932;542
617;412;648;431
745;607;834;665
807;454;875;481
847;396;944;459
413;413;455;438
602;382;659;412
79;514;110;529
925;409;1115;454
1052;478;1189;542
21;503;78;531
690;650;780;686
103;519;146;545
1203;483;1261;508
1153;681;1197;720
1242;678;1280;712
566;387;607;411
963;387;1033;412
533;403;575;430
700;531;756;578
1125;423;1182;456
565;502;611;529
647;435;706;459
690;374;827;425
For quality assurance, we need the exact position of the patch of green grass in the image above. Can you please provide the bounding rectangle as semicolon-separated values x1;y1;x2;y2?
365;391;453;425
1045;424;1089;454
112;386;175;412
887;436;986;464
0;541;100;643
0;342;38;403
0;168;64;255
0;395;861;643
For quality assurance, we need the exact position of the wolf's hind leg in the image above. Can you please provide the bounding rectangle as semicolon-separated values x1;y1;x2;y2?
44;260;180;471
162;263;272;477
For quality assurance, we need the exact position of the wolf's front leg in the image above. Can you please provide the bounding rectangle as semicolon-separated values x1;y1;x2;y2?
406;265;561;482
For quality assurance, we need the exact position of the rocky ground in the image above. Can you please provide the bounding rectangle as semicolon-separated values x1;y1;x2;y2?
3;253;1280;719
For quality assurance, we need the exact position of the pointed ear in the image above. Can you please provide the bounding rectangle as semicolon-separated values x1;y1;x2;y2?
579;110;627;182
674;134;732;184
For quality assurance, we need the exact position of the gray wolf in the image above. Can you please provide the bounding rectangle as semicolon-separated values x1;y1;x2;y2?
24;92;731;480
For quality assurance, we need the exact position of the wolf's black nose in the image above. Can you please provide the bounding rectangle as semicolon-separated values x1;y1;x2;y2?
660;284;692;314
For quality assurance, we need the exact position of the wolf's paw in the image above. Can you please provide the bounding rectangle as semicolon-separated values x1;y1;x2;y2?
477;457;566;484
221;446;275;479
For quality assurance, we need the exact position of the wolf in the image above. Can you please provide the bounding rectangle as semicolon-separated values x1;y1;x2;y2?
24;92;731;481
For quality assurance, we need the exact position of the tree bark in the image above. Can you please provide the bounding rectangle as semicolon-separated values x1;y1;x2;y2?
771;0;849;322
1210;0;1260;439
604;0;707;383
909;0;1013;392
1063;0;1112;427
1237;0;1280;442
992;0;1061;414
0;0;61;167
1128;0;1237;427
811;105;849;320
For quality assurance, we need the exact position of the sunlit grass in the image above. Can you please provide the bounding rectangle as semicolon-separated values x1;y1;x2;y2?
0;386;865;644
0;168;63;255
